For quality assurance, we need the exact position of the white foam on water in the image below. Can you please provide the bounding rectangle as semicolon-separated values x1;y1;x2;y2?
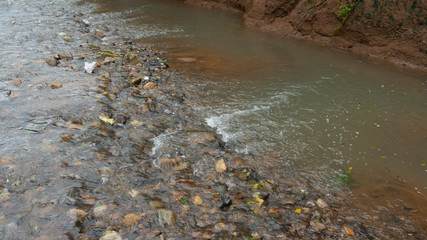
205;105;270;143
149;131;177;156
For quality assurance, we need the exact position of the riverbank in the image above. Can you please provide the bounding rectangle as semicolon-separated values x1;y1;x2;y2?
177;0;427;72
0;0;425;239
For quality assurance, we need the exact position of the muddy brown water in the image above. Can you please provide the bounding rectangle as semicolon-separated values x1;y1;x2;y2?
0;0;426;238
89;0;427;233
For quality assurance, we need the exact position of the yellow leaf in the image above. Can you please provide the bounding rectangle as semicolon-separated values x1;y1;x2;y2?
253;184;259;189
99;51;119;57
131;120;140;126
99;115;115;125
294;209;302;214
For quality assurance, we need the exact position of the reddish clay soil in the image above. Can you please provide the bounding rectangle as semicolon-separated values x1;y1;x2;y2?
177;0;427;72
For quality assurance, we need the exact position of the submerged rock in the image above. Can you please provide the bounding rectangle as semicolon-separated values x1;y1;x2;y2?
46;57;58;66
123;213;142;227
158;209;176;228
10;79;22;86
100;231;122;240
193;195;203;205
67;209;88;222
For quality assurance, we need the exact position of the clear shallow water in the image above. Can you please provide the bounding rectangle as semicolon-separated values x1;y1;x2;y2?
90;0;427;227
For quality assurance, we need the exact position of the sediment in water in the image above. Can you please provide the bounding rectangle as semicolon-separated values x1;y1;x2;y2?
177;0;427;72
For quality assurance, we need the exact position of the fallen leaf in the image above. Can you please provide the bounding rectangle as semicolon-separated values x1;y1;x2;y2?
342;226;355;236
99;115;115;125
176;179;194;183
99;51;119;57
131;120;140;126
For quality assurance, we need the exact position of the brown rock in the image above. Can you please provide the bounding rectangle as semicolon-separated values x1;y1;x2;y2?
193;196;203;205
123;213;142;227
11;79;22;86
0;156;13;165
149;201;165;208
67;209;88;222
310;221;327;232
107;93;117;101
94;31;106;38
138;104;149;113
173;162;189;171
215;159;227;173
143;82;156;88
193;132;216;144
49;81;62;89
60;134;73;142
159;156;184;169
316;198;328;209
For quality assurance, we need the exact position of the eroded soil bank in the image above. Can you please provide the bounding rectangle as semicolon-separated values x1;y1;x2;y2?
0;0;425;239
178;0;427;72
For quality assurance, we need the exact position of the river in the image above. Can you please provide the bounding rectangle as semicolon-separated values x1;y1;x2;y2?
0;0;426;238
89;0;427;232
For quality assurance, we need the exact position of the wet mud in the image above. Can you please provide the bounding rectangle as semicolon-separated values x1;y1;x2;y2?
0;0;426;239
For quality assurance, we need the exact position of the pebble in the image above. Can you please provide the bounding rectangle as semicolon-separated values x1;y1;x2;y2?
310;221;327;232
122;213;142;227
10;79;22;86
193;132;216;144
103;57;114;64
216;159;227;173
193;195;203;205
316;198;328;209
158;209;176;228
100;231;122;240
49;81;63;89
63;35;72;42
143;82;156;88
46;57;58;66
67;209;88;222
60;134;73;142
59;50;73;59
94;205;108;217
139;104;149;113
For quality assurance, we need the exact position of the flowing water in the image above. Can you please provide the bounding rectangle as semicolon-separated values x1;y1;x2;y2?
88;0;427;230
1;0;426;237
